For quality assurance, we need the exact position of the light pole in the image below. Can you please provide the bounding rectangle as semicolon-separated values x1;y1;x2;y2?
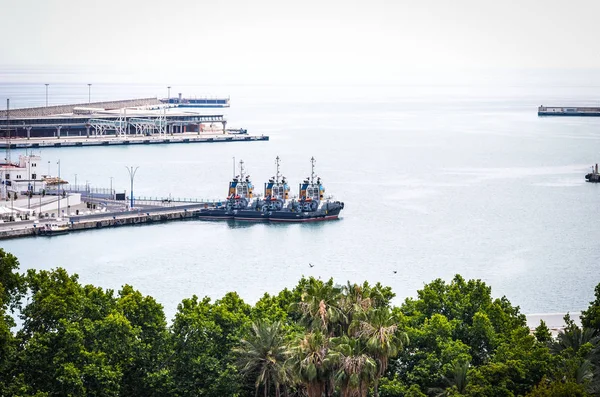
109;176;113;199
74;173;77;189
45;84;49;107
167;86;171;102
126;166;139;209
57;160;61;218
88;84;92;104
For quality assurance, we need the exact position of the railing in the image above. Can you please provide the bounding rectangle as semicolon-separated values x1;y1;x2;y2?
133;196;219;206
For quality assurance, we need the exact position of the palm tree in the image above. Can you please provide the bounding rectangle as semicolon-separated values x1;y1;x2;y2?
297;278;345;336
328;336;377;397
428;361;470;397
236;321;289;397
288;330;331;397
338;282;376;335
353;307;409;397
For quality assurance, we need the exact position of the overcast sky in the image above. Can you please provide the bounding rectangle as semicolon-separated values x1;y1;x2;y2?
1;0;599;84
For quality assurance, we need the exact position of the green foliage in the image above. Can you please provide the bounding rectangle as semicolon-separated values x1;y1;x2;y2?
0;249;25;395
525;377;591;397
581;282;600;332
235;320;290;396
1;250;599;397
395;275;547;397
170;292;251;397
534;320;552;343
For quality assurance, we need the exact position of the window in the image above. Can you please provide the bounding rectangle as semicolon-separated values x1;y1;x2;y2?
5;174;9;180
32;173;37;179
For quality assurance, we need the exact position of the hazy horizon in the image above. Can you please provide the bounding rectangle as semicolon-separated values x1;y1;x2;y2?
2;0;600;85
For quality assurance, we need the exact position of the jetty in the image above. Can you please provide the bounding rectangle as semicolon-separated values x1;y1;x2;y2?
0;133;268;149
0;198;221;241
1;95;269;147
538;105;600;117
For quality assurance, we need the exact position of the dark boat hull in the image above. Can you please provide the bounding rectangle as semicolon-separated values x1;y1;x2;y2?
585;173;600;182
198;203;343;223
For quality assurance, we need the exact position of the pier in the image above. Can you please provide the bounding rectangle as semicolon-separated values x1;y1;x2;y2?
538;105;600;116
0;133;268;149
1;95;268;146
0;199;220;241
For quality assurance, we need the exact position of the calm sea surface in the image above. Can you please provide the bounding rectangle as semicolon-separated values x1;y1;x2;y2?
1;76;600;320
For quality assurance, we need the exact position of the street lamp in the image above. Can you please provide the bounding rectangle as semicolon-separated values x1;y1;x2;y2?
45;84;49;107
88;84;92;104
109;176;113;200
125;166;139;209
167;86;171;102
57;160;61;218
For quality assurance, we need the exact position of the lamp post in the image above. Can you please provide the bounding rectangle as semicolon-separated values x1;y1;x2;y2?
109;176;113;200
57;160;61;218
126;166;139;209
167;86;171;102
88;84;92;104
45;84;49;107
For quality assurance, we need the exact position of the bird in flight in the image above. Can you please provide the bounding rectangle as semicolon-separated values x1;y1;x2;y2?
309;263;314;268
393;271;397;274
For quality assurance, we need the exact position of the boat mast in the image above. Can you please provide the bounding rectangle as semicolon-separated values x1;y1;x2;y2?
239;159;245;179
275;156;281;183
310;156;316;184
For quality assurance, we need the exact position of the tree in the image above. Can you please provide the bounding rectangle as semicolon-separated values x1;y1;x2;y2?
328;335;377;397
353;307;408;397
581;283;600;332
0;249;25;395
296;277;345;335
534;320;552;344
170;292;251;397
236;320;289;397
288;330;331;397
116;285;172;396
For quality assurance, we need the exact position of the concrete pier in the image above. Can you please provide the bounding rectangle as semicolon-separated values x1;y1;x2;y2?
0;132;269;149
0;202;215;240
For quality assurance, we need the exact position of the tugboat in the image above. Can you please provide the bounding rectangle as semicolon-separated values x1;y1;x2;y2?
267;156;344;222
585;164;600;182
198;159;256;220
198;157;344;222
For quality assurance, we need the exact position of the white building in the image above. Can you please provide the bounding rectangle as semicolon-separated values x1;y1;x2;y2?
0;154;44;200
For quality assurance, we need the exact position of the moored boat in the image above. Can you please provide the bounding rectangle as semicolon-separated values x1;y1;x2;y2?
37;219;71;236
586;164;600;182
198;157;344;222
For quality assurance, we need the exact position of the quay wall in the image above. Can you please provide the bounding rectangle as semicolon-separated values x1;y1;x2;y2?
69;208;202;231
6;98;161;118
0;206;207;241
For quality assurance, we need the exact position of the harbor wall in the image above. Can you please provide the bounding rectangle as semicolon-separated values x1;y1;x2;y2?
0;206;207;240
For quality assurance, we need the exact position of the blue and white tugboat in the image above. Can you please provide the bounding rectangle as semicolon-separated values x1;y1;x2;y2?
198;157;344;222
267;156;344;222
198;159;257;220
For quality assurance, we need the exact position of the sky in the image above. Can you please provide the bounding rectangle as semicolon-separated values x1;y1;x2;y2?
1;0;600;84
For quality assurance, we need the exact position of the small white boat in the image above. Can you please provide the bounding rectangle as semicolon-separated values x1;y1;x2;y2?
38;219;70;236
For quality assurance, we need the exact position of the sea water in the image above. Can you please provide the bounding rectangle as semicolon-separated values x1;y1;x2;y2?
1;72;599;321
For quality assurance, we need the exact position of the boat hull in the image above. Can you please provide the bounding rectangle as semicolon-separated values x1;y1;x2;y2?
197;202;343;223
585;173;600;182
